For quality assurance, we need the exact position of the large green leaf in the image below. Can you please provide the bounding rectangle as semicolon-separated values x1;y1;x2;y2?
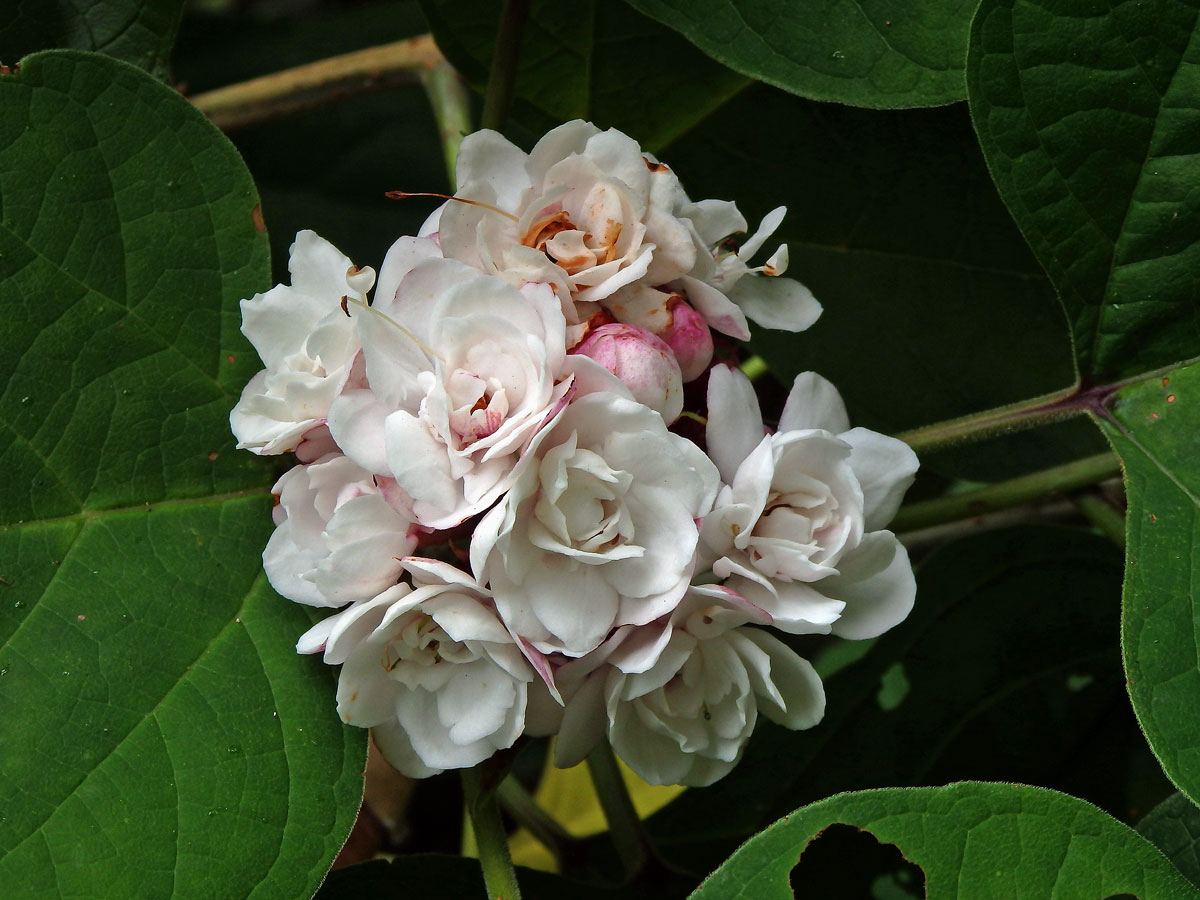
658;84;1107;480
690;783;1199;899
0;50;365;897
1102;361;1200;808
648;527;1146;869
417;0;750;152
968;0;1200;381
0;0;185;78
622;0;975;108
1141;792;1200;890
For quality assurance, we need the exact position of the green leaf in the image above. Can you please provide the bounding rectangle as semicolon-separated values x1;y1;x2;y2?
1101;361;1200;809
622;0;975;108
658;85;1107;480
690;783;1199;899
417;0;750;152
0;50;365;897
0;0;186;78
967;0;1200;381
648;527;1145;868
1140;792;1200;890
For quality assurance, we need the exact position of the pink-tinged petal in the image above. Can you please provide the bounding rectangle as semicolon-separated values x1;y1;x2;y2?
681;275;751;340
778;371;851;434
660;297;714;383
841;427;919;531
706;366;767;484
295;615;337;655
729;273;821;332
827;531;916;640
574;323;684;422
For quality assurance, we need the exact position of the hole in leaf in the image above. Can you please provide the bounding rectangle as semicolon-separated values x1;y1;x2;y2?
790;823;925;899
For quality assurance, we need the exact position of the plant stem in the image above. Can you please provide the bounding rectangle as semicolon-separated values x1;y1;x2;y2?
496;776;572;866
891;451;1122;533
480;0;531;132
189;34;444;132
586;741;648;879
463;766;522;900
1073;491;1127;549
420;58;473;187
894;385;1084;455
740;354;769;382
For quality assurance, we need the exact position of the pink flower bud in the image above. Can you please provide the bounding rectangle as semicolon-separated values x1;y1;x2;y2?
574;323;684;422
661;297;714;382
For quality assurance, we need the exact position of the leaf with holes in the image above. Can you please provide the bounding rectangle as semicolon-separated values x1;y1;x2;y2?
968;0;1200;381
0;0;186;78
622;0;976;108
648;527;1134;868
1101;361;1200;810
0;50;365;898
690;783;1199;900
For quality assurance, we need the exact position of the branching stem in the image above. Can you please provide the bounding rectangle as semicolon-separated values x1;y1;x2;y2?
892;452;1122;533
189;34;444;131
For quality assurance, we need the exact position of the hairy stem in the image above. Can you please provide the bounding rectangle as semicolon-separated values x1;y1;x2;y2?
463;765;522;900
892;452;1122;533
420;58;473;186
496;776;572;866
480;0;531;132
893;385;1085;455
189;34;444;131
586;741;649;879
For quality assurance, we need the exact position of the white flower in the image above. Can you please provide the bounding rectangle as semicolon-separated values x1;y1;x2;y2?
230;230;365;458
328;254;576;529
701;366;918;639
471;389;720;658
435;120;696;315
263;453;418;608
675;202;822;340
296;559;538;778
552;586;824;787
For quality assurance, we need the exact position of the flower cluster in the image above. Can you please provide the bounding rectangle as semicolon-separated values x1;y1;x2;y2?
231;121;918;787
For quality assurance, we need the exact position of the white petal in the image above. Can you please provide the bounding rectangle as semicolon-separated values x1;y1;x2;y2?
706;365;767;484
841;427;919;531
737;206;786;260
827;531;916;640
731;628;825;730
729;274;821;333
779;371;850;434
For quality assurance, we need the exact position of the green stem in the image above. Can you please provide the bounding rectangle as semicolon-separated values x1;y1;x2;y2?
1073;491;1127;549
891;451;1122;533
189;35;443;132
480;0;531;132
894;385;1083;455
463;766;522;900
420;58;473;188
496;776;572;866
740;354;769;382
586;741;648;879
